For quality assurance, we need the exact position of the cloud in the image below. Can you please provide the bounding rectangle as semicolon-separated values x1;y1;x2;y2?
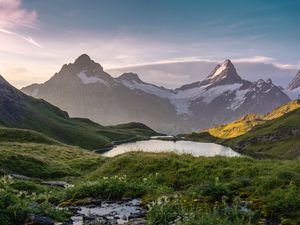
273;63;300;70
232;56;300;70
0;1;41;48
0;0;37;29
21;36;42;48
0;28;42;48
233;56;274;63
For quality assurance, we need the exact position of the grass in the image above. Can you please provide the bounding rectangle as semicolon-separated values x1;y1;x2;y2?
223;107;300;159
182;101;300;159
0;87;159;150
20;98;159;149
0;127;60;145
204;100;300;139
1;146;300;224
77;152;300;225
0;142;103;178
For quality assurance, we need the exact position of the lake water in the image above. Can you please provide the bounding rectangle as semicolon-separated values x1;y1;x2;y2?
103;139;240;157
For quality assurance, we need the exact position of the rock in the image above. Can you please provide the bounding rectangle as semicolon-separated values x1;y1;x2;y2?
10;174;32;180
41;181;71;188
128;213;143;220
25;215;54;225
83;217;107;224
128;218;147;225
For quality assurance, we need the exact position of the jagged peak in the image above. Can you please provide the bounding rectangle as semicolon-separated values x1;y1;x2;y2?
203;59;243;86
209;59;238;78
74;54;91;64
266;78;272;84
118;72;143;83
73;54;104;71
255;78;273;85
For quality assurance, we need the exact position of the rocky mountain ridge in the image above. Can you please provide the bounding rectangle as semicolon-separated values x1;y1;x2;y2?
21;55;291;133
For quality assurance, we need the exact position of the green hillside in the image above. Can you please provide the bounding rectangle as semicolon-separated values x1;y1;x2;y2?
0;142;103;178
181;100;300;159
0;76;159;149
205;100;300;139
224;107;300;159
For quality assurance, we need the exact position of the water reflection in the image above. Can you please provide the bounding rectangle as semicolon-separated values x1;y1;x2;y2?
103;140;240;157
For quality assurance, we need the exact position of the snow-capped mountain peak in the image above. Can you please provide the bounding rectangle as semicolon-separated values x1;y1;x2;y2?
210;59;233;77
205;59;243;86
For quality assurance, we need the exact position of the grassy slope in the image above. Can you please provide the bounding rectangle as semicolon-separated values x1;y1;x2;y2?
181;101;300;159
82;152;300;224
205;100;300;139
1;97;159;150
2;147;299;224
0;76;159;150
0;127;60;145
0;142;103;179
223;107;300;159
1;135;299;224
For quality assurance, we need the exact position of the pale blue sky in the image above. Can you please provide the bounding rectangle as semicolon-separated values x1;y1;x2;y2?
0;0;299;87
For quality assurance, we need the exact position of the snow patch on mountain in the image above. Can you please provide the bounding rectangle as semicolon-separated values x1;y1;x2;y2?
121;78;246;114
212;63;227;78
201;84;242;104
77;71;110;86
120;79;172;98
229;89;248;110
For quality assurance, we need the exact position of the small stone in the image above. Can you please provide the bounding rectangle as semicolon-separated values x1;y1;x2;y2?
25;215;54;225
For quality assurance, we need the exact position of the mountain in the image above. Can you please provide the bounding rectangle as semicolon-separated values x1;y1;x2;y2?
22;55;177;133
204;100;300;139
288;70;300;90
182;100;300;159
0;74;158;149
107;60;297;88
22;55;290;133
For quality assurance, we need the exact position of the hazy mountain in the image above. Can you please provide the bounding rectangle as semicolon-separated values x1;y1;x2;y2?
22;55;178;133
22;55;290;134
0;73;158;149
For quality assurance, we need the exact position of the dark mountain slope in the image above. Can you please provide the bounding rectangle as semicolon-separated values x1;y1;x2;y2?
0;75;158;149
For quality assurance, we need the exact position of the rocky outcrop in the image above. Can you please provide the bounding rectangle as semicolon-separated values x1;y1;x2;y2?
236;125;300;150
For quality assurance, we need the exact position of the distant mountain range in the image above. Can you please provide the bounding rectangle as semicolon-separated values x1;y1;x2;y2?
22;54;297;134
107;60;298;89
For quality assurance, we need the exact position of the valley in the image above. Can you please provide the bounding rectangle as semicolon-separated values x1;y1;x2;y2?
1;58;300;224
1;1;300;224
1;69;300;224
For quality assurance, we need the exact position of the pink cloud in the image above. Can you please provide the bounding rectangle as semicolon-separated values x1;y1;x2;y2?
0;0;37;29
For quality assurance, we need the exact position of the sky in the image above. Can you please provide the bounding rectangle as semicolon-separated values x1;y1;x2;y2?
0;0;300;88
